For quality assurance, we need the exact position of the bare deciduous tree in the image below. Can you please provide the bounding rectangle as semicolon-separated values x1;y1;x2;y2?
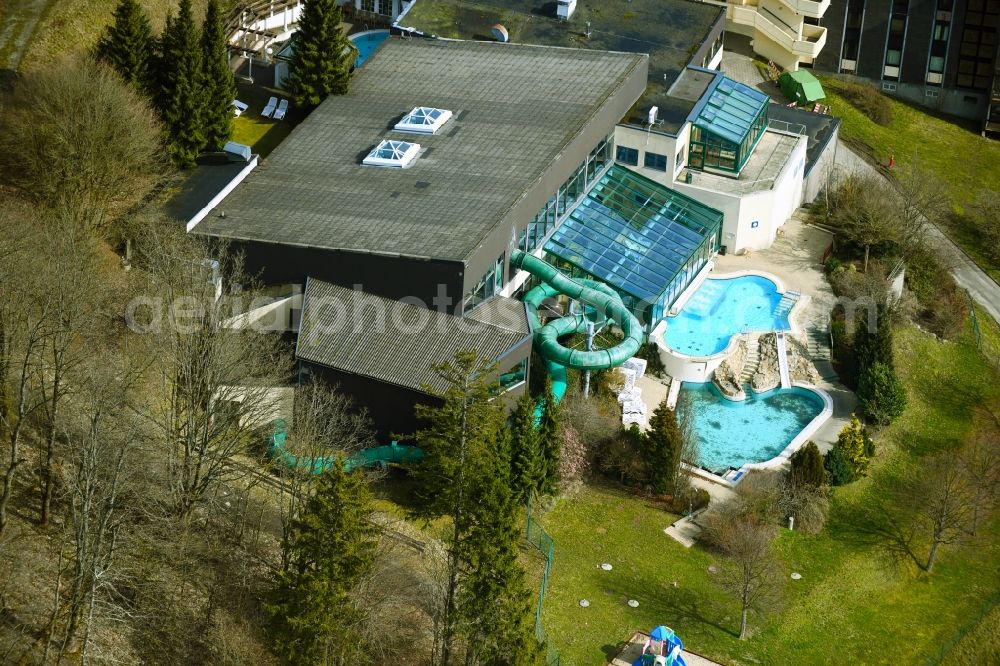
132;223;290;519
0;56;164;237
703;507;782;640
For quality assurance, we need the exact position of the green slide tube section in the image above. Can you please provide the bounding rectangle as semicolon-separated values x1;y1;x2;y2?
511;249;644;373
267;419;424;475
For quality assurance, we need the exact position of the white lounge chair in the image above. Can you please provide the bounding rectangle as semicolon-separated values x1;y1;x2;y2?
261;96;278;118
272;98;289;120
232;99;249;117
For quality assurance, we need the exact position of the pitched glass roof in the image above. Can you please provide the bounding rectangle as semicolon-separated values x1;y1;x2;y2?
394;106;453;133
544;166;722;302
692;76;769;145
362;139;421;168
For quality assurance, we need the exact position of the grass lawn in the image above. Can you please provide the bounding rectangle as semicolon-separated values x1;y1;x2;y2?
817;76;1000;279
540;326;1000;665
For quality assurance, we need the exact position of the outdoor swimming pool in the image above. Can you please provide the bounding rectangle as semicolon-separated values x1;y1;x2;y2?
679;383;824;474
350;30;390;69
662;275;793;357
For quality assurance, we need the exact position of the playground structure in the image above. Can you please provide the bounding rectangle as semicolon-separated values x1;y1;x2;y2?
510;249;644;411
634;625;686;666
266;419;424;474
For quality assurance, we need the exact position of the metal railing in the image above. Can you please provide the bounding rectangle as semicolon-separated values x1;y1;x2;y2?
525;497;560;666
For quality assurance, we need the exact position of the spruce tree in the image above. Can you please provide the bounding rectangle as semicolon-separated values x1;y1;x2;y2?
537;375;562;496
411;350;508;665
509;392;542;504
645;399;684;495
789;441;827;488
854;306;894;371
266;458;379;665
199;0;236;151
825;414;872;483
158;0;205;167
459;435;541;666
857;361;907;426
95;0;155;92
287;0;352;108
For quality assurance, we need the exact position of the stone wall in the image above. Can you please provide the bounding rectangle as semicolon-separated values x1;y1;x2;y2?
751;332;780;393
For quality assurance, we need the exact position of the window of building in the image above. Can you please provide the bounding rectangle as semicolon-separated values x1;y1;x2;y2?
464;253;504;312
644;152;667;171
362;139;420;168
675;145;686;173
360;0;376;12
394;106;452;134
882;82;898;92
926;88;940;97
929;55;946;73
616;145;639;166
956;0;1000;90
886;49;902;66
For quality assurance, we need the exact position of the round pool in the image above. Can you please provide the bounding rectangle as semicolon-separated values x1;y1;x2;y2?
662;274;793;357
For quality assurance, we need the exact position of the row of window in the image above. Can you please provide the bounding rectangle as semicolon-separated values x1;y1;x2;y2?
515;134;613;256
616;146;667;172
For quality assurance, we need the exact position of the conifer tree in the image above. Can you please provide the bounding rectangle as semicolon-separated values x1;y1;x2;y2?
854;305;894;371
857;361;907;426
645;399;684;495
266;458;379;665
537;375;562;496
95;0;155;92
199;0;236;150
509;392;542;504
287;0;352;108
158;0;205;167
825;414;873;485
411;351;508;665
459;434;541;666
789;441;827;488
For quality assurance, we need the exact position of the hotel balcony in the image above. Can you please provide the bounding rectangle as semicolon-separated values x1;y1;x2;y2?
729;5;827;60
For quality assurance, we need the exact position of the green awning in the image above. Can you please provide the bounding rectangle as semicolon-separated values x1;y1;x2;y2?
779;70;826;104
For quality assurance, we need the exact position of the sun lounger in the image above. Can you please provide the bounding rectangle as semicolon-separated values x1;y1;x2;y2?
272;98;289;120
232;99;249;117
261;96;278;118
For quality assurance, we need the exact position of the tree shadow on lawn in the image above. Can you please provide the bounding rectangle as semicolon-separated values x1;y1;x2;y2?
600;570;739;640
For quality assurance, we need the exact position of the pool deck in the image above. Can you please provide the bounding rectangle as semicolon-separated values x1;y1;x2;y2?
711;213;856;453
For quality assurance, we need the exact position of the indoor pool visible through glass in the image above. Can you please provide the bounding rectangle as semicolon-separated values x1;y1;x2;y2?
679;383;824;474
662;275;792;356
350;30;390;69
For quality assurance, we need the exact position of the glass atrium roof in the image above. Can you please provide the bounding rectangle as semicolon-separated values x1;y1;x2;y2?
362;139;421;168
544;166;722;302
394;106;453;133
692;77;769;145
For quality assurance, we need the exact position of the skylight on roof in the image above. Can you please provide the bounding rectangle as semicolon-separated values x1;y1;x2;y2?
394;106;453;134
363;139;421;168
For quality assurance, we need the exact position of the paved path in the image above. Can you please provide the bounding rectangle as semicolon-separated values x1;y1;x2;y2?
832;140;1000;323
0;0;53;73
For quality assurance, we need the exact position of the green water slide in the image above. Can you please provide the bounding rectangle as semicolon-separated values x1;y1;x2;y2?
267;419;424;475
510;249;644;404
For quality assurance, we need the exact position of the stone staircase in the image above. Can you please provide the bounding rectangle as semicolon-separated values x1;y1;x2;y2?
739;332;762;383
805;323;831;361
774;291;800;318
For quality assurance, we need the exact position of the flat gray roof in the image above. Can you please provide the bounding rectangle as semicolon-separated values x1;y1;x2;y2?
195;38;646;262
297;280;528;393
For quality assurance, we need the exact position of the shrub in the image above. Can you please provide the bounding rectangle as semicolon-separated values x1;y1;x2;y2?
596;424;647;486
858;361;907;426
837;80;893;125
824;446;855;486
638;341;666;377
667;488;710;515
789;442;827;488
557;425;590;494
779;482;829;534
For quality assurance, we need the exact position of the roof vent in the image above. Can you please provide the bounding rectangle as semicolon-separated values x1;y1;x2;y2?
648;106;659;125
394;106;453;134
363;139;421;168
491;24;509;42
557;0;577;20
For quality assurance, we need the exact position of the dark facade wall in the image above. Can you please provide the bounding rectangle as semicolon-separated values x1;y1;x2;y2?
302;362;439;441
228;239;466;315
691;12;727;69
858;0;891;80
300;336;531;441
900;0;936;85
462;54;650;294
816;1;847;71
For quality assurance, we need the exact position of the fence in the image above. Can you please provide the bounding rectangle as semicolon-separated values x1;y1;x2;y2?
525;497;560;666
966;290;1000;369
